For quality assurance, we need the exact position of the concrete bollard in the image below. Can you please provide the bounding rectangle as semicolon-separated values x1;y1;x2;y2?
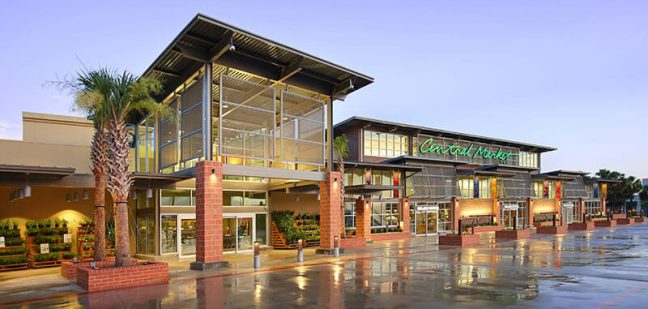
253;242;261;269
297;239;304;262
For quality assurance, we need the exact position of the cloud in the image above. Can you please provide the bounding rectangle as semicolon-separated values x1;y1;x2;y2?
0;121;21;140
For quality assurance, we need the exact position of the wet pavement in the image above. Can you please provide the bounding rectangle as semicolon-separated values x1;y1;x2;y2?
2;225;648;308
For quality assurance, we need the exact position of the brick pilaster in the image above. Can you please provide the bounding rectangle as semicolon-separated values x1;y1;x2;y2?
527;198;534;227
320;172;342;250
195;161;224;264
355;197;371;241
452;197;460;233
493;197;501;227
401;198;410;233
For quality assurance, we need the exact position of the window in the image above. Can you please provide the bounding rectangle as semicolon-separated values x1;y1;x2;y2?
363;130;408;158
584;201;602;216
518;152;538;168
137;215;155;255
548;181;556;199
534;182;544;198
371;202;400;228
344;168;365;186
223;190;267;207
438;202;452;232
161;215;177;254
280;91;325;166
457;177;473;198
344;201;356;229
478;177;491;198
160;189;193;206
255;214;267;245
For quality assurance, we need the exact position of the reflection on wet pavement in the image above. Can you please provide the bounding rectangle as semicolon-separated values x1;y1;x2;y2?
7;224;648;308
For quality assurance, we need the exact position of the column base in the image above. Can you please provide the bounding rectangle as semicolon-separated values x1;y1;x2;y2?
190;261;230;271
315;248;345;255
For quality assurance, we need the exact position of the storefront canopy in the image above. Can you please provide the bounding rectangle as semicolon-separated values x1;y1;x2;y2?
143;13;374;104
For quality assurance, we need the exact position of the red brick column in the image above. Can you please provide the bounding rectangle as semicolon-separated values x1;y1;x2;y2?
579;198;586;222
527;198;534;227
401;198;410;233
493;198;501;227
190;161;228;271
319;172;342;251
355;197;371;241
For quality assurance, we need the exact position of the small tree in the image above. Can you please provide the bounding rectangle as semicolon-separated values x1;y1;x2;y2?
334;135;349;237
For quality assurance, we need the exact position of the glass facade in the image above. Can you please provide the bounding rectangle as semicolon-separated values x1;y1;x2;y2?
371;202;400;228
363;130;409;158
161;215;177;254
457;177;473;198
160;189;194;207
222;190;267;207
518;151;538;168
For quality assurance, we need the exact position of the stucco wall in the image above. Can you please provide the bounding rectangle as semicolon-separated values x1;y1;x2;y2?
459;198;494;217
533;199;558;214
269;191;319;215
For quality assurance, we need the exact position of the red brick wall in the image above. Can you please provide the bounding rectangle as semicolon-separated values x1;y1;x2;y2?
401;198;410;233
371;232;412;242
61;258;137;280
320;172;342;250
195;161;224;263
76;262;168;292
355;198;371;241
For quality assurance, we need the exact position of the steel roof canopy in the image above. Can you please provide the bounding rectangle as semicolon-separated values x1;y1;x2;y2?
143;13;374;102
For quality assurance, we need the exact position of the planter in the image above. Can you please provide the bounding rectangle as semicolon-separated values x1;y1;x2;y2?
371;232;412;242
340;237;366;249
76;261;168;292
594;220;617;228
591;217;608;222
439;234;480;246
472;225;502;233
536;225;568;235
634;217;645;223
568;222;595;231
617;218;635;225
0;262;29;272
612;213;627;220
495;229;531;240
61;257;138;280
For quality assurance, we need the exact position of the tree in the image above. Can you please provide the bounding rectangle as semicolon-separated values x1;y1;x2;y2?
640;185;648;209
334;135;349;237
102;70;164;267
596;169;643;211
59;68;114;261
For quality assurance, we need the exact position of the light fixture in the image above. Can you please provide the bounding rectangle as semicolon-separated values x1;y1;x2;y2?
211;168;216;175
146;188;153;199
82;190;89;200
317;193;320;201
24;174;31;198
17;189;24;199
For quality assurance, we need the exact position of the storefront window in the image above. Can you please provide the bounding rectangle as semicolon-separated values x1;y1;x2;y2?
345;201;356;229
180;218;196;256
223;190;267;207
534;182;544;198
161;189;193;206
161;215;177;254
478;177;491;198
457;177;473;198
371;202;400;228
137;215;156;255
363;130;408;158
438;202;452;232
255;214;267;245
584;201;602;216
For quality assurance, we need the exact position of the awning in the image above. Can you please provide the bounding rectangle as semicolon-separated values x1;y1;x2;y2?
0;164;75;177
344;161;423;172
132;172;190;187
344;184;402;195
456;169;516;178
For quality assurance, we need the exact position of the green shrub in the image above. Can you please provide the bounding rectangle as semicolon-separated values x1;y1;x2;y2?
35;235;60;244
0;248;26;256
5;238;23;246
62;252;76;260
0;256;28;265
0;229;20;238
34;253;59;262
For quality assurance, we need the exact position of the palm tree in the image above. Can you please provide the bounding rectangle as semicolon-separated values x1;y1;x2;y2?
63;68;115;261
334;135;349;237
102;70;163;267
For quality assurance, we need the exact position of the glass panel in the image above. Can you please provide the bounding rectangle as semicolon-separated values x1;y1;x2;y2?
161;189;192;206
223;191;244;206
180;218;196;256
427;212;438;234
416;212;426;235
280;91;325;166
223;217;237;252
237;217;253;251
245;192;267;207
161;215;177;254
146;216;155;255
160;143;177;169
137;216;146;254
255;214;267;245
181;131;203;161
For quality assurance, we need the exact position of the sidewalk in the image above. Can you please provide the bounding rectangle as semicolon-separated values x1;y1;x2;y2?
0;237;439;305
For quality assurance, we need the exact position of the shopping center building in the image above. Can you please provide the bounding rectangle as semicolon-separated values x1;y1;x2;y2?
0;14;620;267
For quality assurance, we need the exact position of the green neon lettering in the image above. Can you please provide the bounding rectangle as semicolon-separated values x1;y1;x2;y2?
419;138;518;163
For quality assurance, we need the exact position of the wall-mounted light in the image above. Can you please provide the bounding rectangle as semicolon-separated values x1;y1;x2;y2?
82;190;89;200
24;174;31;198
317;193;320;201
333;177;339;190
146;188;153;199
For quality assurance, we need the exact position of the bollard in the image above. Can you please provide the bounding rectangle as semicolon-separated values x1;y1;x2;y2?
253;242;261;269
334;236;340;257
297;239;304;262
552;214;557;227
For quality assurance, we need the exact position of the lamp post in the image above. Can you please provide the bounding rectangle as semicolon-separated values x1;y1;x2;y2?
297;239;304;262
333;236;339;257
253;242;260;269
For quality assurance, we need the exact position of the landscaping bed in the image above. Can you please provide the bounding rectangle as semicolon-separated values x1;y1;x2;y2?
568;222;595;231
76;261;168;292
61;257;138;280
439;233;480;246
617;218;635;225
536;225;568;234
495;229;531;240
594;220;617;228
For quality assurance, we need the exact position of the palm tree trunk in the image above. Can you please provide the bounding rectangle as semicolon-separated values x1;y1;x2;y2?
93;172;106;261
107;118;133;267
338;160;346;238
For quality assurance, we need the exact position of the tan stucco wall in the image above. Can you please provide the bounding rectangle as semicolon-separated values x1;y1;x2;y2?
269;191;319;215
22;112;93;146
533;199;557;214
459;199;494;217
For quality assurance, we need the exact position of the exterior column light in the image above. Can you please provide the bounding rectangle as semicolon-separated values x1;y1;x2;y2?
24;174;31;198
297;239;304;262
333;235;340;257
253;242;261;269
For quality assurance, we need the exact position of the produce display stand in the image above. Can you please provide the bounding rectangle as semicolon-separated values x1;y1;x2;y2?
0;225;28;272
77;223;95;260
271;222;297;249
295;216;320;247
27;221;75;269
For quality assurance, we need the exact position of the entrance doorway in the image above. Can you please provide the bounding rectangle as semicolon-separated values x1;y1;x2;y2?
223;214;255;253
501;204;519;229
562;202;575;225
160;214;197;258
413;203;439;236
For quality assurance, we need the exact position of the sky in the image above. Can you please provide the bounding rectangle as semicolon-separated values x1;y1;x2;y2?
0;1;646;177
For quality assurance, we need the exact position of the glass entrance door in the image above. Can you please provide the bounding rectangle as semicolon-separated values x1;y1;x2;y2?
414;203;439;236
179;215;196;257
223;214;255;253
501;205;519;229
562;202;575;225
426;212;438;234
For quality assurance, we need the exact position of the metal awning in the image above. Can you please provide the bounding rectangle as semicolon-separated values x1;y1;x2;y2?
345;184;402;195
0;164;75;177
344;161;423;172
132;172;190;187
382;155;469;166
456;169;516;178
143;13;374;103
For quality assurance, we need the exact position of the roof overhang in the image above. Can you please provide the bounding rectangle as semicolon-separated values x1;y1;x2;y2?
343;161;423;172
143;14;373;105
456;169;516;178
382;155;469;167
0;164;75;177
132;172;190;187
345;184;402;195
